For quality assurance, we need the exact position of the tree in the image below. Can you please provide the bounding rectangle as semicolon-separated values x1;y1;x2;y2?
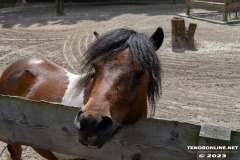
56;0;64;16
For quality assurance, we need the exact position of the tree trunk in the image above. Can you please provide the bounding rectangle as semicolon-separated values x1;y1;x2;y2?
171;17;197;50
56;0;64;16
186;23;197;49
171;17;186;49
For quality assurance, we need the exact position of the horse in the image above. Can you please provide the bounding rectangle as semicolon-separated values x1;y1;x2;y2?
0;27;164;160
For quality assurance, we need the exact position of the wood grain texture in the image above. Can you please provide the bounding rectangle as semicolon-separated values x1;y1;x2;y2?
198;124;231;160
230;131;240;160
0;95;239;160
199;124;231;141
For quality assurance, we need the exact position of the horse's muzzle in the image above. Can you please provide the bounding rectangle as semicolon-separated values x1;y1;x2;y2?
74;110;114;148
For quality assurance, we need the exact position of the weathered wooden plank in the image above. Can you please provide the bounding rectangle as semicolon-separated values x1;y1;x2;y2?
230;131;240;160
199;124;231;141
227;3;240;11
192;0;225;4
191;0;226;2
0;94;200;160
186;0;240;12
198;124;231;160
186;0;240;22
186;1;226;11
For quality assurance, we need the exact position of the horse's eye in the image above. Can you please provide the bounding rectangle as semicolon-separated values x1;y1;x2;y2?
92;63;97;70
90;74;95;79
135;70;144;79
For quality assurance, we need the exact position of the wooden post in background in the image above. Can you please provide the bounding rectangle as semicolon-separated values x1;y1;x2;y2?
186;23;197;49
56;0;64;16
171;17;197;51
171;17;186;49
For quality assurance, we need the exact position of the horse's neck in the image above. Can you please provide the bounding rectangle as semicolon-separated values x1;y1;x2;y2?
61;71;84;108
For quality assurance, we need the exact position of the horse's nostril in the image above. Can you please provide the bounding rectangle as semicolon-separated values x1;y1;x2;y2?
96;116;113;133
74;110;83;130
78;113;95;130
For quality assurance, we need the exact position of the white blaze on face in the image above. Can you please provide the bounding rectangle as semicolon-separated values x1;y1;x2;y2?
61;71;84;108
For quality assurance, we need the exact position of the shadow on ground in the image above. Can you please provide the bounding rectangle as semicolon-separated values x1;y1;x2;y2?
0;1;185;28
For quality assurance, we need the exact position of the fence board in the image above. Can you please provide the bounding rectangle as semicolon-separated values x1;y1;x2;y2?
186;0;225;11
0;94;239;160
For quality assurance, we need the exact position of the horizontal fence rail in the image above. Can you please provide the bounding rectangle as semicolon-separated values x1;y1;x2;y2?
0;94;239;160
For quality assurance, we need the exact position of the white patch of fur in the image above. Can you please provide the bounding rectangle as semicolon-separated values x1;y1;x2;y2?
61;71;84;108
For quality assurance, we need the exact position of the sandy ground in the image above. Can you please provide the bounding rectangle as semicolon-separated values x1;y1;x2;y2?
0;2;240;159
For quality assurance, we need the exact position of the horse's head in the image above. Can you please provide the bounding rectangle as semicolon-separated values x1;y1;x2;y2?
74;28;164;148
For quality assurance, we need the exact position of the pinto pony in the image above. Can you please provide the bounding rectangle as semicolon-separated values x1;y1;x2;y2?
0;28;164;160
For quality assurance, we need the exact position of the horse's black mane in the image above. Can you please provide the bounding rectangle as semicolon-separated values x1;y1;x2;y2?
78;28;162;115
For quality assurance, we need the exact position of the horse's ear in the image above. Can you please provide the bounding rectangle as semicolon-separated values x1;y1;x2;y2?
150;27;164;51
93;31;100;39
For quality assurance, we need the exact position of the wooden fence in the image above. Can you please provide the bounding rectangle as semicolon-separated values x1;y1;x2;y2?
0;94;239;160
186;0;240;21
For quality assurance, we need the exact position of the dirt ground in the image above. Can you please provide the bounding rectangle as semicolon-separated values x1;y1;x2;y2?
0;2;240;159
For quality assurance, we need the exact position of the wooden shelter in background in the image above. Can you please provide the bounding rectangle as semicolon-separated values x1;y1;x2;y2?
186;0;240;21
0;94;240;160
